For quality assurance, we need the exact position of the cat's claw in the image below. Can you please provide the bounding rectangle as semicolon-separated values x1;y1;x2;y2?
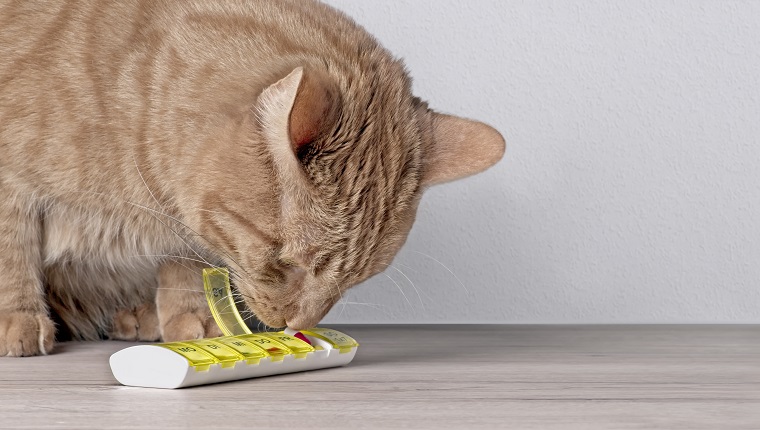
0;312;55;357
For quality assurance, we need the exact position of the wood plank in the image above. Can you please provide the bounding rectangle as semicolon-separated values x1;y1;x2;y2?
0;325;758;429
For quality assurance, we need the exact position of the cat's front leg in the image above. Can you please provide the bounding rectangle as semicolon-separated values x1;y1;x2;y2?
0;194;55;356
156;259;223;341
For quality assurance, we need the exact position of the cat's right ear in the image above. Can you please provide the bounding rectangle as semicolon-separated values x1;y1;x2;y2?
255;66;339;222
255;67;339;258
256;67;340;179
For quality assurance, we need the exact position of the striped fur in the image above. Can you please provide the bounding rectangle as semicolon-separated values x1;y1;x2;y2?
0;0;504;356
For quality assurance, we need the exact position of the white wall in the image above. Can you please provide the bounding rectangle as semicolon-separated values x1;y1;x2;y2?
321;0;760;324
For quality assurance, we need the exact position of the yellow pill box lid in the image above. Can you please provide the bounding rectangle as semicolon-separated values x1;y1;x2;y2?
233;334;292;362
259;332;315;358
158;342;218;371
300;328;359;354
213;337;268;365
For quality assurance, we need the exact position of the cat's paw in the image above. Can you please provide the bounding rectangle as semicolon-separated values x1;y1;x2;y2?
0;312;55;357
110;303;161;342
161;311;223;342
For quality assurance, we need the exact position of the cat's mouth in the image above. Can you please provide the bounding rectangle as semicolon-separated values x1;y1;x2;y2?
285;306;332;330
244;293;336;331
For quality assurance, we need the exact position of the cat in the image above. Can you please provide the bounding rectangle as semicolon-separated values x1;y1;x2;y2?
0;0;504;356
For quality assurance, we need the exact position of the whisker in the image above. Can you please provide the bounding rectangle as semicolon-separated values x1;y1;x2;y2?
196;208;226;215
154;288;205;294
321;275;345;319
7;167;268;325
336;300;386;309
334;278;349;320
129;254;223;269
335;299;394;318
382;272;414;310
133;155;164;213
386;264;426;311
212;294;235;314
412;250;469;295
140;211;225;278
47;186;252;282
395;262;419;274
123;199;250;277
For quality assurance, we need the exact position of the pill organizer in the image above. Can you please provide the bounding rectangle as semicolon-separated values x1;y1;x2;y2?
109;327;359;389
110;268;359;389
201;267;251;337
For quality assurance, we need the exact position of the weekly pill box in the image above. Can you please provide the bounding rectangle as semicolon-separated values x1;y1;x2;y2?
110;327;359;389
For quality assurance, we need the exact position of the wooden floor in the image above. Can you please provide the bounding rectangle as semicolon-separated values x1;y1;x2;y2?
0;325;758;429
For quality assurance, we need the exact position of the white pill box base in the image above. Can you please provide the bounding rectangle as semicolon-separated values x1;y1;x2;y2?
110;336;357;389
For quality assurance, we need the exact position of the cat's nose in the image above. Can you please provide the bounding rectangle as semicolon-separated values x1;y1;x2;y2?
285;307;326;331
285;315;319;331
285;298;335;330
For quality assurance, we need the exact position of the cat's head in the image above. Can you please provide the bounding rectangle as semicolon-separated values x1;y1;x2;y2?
198;65;504;329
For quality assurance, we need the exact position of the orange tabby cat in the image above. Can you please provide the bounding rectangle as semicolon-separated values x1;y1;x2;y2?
0;0;504;356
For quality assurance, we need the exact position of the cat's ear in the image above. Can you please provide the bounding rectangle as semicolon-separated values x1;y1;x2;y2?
256;67;340;168
255;67;337;254
256;66;339;223
421;113;505;187
288;68;340;155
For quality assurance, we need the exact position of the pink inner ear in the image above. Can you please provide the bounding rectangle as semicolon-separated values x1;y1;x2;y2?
293;130;315;150
288;69;339;153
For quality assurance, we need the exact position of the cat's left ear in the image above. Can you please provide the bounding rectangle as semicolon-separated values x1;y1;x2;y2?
256;67;340;178
421;113;506;187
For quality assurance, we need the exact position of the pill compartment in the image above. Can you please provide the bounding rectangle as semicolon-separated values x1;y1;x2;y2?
158;342;219;371
300;328;359;354
213;337;268;365
184;339;245;368
259;332;315;359
234;334;291;361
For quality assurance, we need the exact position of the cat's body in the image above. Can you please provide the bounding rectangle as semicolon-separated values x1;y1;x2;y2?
0;0;504;356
